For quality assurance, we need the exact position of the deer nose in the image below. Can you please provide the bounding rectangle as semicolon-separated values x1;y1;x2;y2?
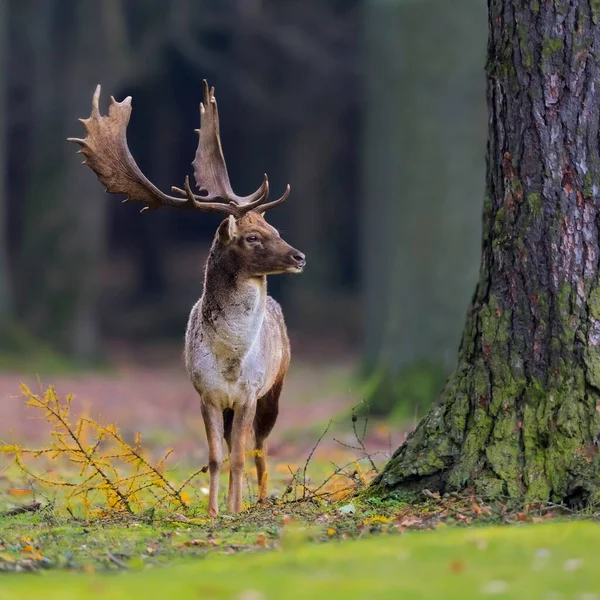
290;249;306;267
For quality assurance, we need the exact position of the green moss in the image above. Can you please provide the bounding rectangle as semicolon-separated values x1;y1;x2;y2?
532;0;540;14
592;0;600;25
522;383;552;501
474;474;505;498
527;192;542;215
588;287;600;320
542;37;564;60
494;207;506;234
6;523;600;598
512;178;523;198
555;283;575;354
517;24;533;69
584;171;593;195
479;296;511;345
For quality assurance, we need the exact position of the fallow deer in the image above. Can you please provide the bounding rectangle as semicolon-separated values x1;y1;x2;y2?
68;81;305;516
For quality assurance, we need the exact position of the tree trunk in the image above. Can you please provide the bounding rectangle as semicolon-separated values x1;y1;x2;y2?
372;0;600;506
362;0;487;414
0;0;11;334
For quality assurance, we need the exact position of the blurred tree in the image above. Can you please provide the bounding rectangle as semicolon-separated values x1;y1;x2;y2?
372;0;600;506
169;0;360;335
0;0;10;338
15;0;172;361
4;0;360;359
362;0;487;414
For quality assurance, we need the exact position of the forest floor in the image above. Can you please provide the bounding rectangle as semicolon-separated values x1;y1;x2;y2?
0;344;599;598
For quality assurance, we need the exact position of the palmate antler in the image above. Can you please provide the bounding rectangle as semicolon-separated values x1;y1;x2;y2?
68;81;290;218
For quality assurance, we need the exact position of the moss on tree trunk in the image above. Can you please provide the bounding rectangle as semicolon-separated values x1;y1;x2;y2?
371;0;600;506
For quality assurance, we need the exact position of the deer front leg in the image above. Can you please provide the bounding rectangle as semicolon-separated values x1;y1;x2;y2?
201;402;224;517
227;402;256;513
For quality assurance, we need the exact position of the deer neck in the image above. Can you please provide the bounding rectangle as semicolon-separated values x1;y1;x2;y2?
200;253;267;357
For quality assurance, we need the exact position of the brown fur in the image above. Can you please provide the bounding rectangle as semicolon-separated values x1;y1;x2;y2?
185;211;304;515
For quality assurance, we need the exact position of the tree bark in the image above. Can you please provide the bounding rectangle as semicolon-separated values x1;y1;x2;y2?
372;0;600;506
362;0;487;413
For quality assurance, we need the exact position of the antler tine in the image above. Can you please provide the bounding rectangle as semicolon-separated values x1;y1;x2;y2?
191;80;271;208
234;175;271;215
171;176;238;217
68;85;239;218
256;184;291;214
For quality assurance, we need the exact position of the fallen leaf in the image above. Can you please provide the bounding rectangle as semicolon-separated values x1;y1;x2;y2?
256;533;266;548
454;513;471;523
450;560;465;574
182;539;206;547
397;515;421;530
7;489;33;497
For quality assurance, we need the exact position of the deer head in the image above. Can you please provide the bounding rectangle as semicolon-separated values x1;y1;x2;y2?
68;80;305;276
214;212;305;277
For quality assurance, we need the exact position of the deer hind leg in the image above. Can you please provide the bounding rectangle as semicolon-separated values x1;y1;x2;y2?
201;402;224;517
223;409;234;503
253;379;283;504
227;403;256;513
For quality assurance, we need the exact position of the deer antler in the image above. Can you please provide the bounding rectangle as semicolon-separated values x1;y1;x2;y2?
68;84;288;218
185;80;290;215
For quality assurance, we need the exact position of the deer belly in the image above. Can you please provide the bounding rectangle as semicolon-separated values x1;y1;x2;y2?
189;353;267;410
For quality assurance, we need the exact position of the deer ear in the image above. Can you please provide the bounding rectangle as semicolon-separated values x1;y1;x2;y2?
217;215;238;244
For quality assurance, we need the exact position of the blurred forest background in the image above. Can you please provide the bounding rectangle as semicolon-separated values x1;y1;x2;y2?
0;0;488;415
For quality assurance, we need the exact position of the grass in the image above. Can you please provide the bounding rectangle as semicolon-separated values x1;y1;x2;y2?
0;520;599;598
1;374;599;598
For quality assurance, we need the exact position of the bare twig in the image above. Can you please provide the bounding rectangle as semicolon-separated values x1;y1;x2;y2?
107;552;127;569
301;420;332;499
1;502;42;517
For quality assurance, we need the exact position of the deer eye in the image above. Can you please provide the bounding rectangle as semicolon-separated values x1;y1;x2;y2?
246;235;259;243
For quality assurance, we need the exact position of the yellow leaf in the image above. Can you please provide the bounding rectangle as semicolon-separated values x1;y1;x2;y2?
0;553;14;563
327;529;336;536
0;445;22;454
8;489;34;496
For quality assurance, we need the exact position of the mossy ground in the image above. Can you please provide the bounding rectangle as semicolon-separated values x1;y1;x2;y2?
1;517;599;599
1;357;599;597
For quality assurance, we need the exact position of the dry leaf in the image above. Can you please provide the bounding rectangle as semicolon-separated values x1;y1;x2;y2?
450;560;465;574
182;539;206;547
7;489;33;497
